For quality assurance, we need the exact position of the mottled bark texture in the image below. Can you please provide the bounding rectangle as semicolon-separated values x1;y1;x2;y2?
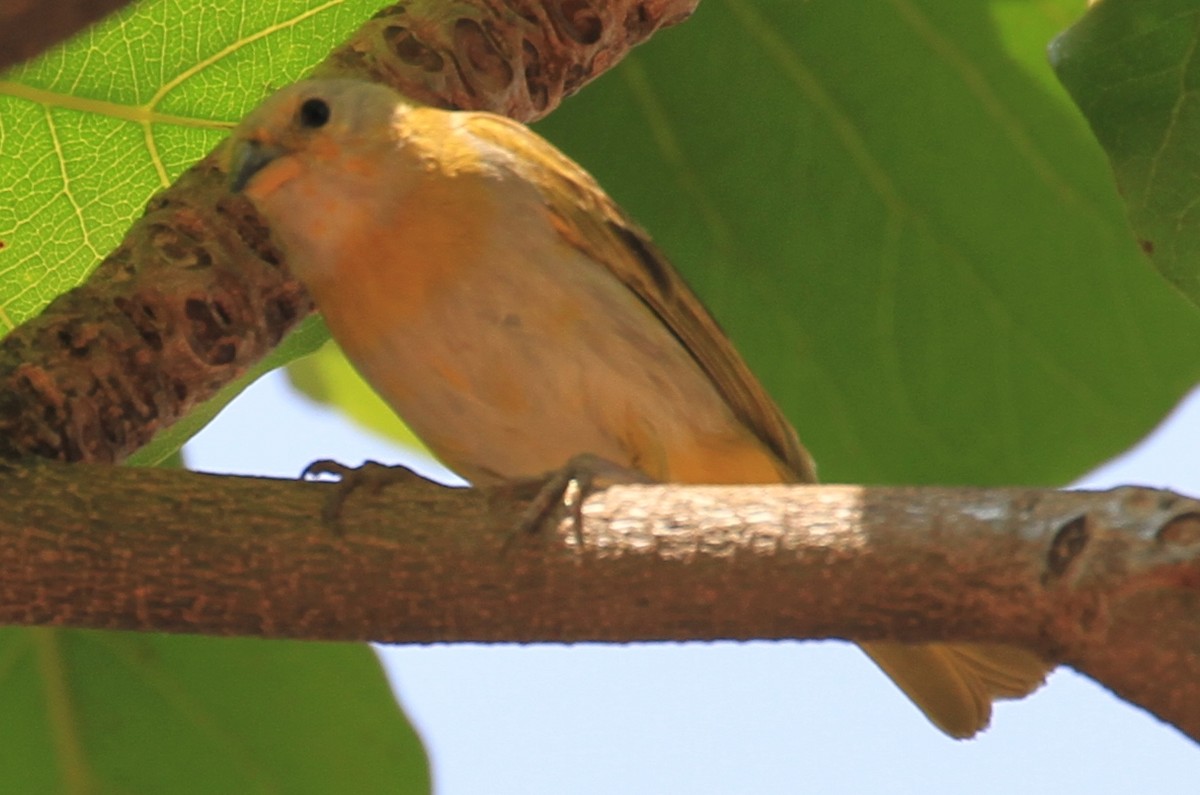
2;462;1198;741
0;0;135;71
317;0;698;118
0;0;699;464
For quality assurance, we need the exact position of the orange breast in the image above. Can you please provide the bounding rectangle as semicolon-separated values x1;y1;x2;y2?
305;170;495;371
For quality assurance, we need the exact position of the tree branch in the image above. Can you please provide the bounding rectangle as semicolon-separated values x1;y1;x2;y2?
3;461;1197;741
0;0;699;464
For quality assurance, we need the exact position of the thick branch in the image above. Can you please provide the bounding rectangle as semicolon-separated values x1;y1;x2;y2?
0;0;699;464
2;462;1197;741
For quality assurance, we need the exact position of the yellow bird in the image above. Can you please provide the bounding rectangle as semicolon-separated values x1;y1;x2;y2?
227;78;1048;738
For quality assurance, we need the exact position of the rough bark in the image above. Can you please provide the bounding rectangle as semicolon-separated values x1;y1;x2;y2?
0;0;699;464
2;461;1197;742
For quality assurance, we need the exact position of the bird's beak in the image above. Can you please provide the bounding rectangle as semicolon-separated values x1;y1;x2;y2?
228;138;284;193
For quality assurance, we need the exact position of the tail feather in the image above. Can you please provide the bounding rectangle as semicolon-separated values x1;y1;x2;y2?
860;642;1049;739
673;436;1051;739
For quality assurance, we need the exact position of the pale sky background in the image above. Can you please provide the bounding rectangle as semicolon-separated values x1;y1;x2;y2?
186;371;1200;794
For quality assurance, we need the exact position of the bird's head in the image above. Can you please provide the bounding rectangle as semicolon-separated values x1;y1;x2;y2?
227;78;410;201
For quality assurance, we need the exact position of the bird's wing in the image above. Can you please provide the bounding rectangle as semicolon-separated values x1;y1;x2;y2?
461;112;816;483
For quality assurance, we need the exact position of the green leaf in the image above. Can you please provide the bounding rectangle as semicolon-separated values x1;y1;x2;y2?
534;0;1200;485
0;0;391;457
0;3;430;791
1050;0;1200;303
0;0;381;330
0;629;429;794
0;0;396;460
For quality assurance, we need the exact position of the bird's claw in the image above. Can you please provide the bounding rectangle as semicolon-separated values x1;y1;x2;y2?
301;459;428;533
502;453;654;547
302;458;357;482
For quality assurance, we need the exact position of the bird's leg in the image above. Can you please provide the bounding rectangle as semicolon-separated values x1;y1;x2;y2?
301;459;432;533
499;453;654;548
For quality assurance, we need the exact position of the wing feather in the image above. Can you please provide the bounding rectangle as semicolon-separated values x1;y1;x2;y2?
462;113;816;483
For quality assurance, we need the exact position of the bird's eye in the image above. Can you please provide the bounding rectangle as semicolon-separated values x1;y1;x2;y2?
298;97;331;129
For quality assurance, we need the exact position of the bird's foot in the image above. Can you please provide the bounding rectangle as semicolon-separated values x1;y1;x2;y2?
302;458;430;533
496;453;654;548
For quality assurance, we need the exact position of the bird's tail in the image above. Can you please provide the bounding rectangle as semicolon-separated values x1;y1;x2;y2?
859;641;1049;738
681;429;1050;739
